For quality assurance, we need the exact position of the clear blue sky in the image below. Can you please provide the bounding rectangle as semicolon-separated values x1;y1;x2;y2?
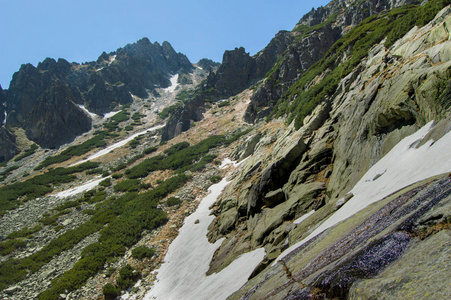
0;0;330;89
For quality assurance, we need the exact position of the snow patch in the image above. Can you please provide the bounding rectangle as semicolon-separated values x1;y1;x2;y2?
294;210;316;225
71;124;165;166
108;55;117;65
276;121;451;263
103;110;121;119
145;169;265;300
219;157;248;169
78;105;98;119
164;74;179;94
2;110;6;125
54;176;106;199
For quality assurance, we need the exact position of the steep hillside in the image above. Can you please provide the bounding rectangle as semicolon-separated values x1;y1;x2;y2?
205;2;451;299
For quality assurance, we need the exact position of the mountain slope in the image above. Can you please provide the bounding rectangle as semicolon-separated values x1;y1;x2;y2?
0;1;450;300
204;3;451;299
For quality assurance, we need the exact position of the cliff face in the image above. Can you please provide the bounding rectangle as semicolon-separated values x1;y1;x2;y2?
0;86;18;162
3;38;193;149
23;81;92;149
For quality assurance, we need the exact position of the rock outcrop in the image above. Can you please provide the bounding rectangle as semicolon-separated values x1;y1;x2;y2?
23;81;92;148
229;175;451;299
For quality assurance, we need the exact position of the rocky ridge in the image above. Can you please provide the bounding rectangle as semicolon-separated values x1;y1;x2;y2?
1;38;196;151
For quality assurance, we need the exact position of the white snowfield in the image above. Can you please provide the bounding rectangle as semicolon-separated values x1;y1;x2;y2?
145;175;265;300
78;105;98;119
219;157;248;169
164;74;179;94
53;176;106;199
276;120;451;263
77;104;120;120
71;124;165;166
294;210;316;225
103;110;120;119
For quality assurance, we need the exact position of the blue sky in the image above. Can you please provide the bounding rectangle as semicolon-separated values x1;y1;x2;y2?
0;0;330;89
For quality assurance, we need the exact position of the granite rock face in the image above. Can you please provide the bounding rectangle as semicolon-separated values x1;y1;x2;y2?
23;81;92;148
229;176;451;299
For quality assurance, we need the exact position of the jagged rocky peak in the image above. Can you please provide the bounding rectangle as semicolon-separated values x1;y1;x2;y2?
95;37;194;99
161;30;294;141
1;37;196;150
196;58;220;71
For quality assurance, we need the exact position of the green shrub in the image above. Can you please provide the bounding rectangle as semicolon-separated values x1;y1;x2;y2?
103;283;120;300
111;110;130;123
39;214;59;226
218;100;230;107
116;264;140;291
166;197;181;207
113;179;141;192
7;225;42;239
126;136;225;178
131;245;155;259
158;102;183;119
209;175;222;183
144;146;158;154
99;178;112;187
0;165;19;177
164;141;190;155
112;173;123;179
85;168;103;175
131;112;144;121
0;239;27;256
53;200;80;212
129;138;140;148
